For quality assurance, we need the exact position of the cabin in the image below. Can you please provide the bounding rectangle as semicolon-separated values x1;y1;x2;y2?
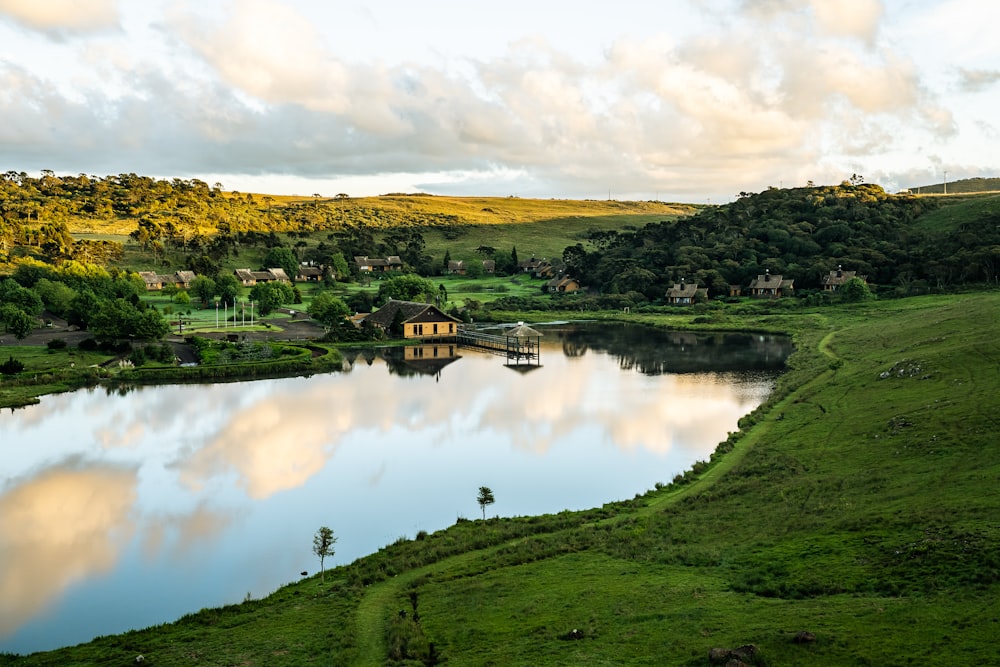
234;269;257;286
748;271;794;298
822;265;867;291
266;268;291;283
363;300;461;339
354;256;404;273
666;280;708;304
296;266;324;282
139;271;201;291
545;275;581;293
447;260;466;275
482;259;496;274
533;260;557;279
518;257;542;273
248;268;291;284
138;271;164;290
174;271;196;289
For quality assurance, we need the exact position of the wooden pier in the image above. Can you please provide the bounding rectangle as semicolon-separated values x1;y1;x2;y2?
455;324;542;364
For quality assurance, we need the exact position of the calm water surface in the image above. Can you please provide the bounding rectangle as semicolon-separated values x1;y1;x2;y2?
0;323;790;653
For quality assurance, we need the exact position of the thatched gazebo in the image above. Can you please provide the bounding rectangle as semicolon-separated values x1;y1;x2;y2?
504;322;542;370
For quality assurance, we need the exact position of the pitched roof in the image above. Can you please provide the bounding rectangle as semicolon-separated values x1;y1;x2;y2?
823;267;866;286
506;323;543;338
175;270;196;283
234;268;256;282
748;273;793;289
267;267;290;282
667;281;700;298
364;300;460;328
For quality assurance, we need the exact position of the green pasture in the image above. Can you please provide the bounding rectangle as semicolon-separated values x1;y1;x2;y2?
910;191;1000;233
7;292;999;665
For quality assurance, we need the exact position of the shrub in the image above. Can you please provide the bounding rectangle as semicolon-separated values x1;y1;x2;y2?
1;356;25;375
46;338;68;350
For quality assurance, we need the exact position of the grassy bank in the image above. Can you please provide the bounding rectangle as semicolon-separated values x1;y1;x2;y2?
4;293;998;665
0;341;343;409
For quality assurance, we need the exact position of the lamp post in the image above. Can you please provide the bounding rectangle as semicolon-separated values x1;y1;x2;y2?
215;300;219;329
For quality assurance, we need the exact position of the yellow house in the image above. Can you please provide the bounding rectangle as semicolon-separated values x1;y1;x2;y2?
364;300;461;339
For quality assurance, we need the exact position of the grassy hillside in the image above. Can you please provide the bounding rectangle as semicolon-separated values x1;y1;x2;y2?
909;176;1000;195
910;191;1000;233
10;292;999;665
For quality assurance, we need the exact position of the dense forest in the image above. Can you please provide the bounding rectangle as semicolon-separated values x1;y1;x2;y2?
560;182;1000;299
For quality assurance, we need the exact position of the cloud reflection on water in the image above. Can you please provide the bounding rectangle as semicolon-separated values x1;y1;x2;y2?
0;464;137;636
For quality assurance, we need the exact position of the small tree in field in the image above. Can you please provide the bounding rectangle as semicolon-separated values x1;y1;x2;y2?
477;486;495;520
312;526;337;583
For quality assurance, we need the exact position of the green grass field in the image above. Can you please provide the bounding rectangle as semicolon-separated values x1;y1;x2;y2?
7;292;998;665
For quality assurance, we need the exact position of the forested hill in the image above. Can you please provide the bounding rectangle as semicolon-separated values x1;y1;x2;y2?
562;183;1000;297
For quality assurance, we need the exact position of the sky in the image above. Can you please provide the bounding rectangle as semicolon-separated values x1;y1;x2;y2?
0;0;996;202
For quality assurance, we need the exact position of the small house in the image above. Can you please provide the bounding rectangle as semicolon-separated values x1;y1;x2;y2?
545;275;580;293
447;260;466;275
174;271;196;289
666;280;707;305
297;266;324;282
139;271;164;290
234;269;257;286
482;259;496;274
364;300;461;339
748;271;794;298
266;268;291;283
822;265;867;291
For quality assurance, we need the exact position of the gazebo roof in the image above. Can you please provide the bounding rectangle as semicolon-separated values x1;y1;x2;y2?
505;322;543;339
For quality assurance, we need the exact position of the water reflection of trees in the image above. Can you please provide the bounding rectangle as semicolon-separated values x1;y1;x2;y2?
543;323;792;375
339;324;791;377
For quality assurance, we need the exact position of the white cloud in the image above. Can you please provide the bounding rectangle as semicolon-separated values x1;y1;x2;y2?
0;0;119;37
0;0;991;200
810;0;883;44
958;68;1000;93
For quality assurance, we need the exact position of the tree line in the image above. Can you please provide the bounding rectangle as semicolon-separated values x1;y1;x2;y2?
560;183;1000;300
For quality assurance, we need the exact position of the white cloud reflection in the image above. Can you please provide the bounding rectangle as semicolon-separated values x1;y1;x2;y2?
0;464;137;636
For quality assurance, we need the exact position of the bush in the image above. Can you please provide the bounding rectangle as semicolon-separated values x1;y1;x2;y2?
46;338;68;350
1;356;25;375
78;337;98;351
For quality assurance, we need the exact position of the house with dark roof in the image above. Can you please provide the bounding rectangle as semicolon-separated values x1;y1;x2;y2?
666;280;708;304
822;265;867;291
297;266;324;282
545;275;581;293
748;271;794;298
354;256;404;273
363;300;461;339
447;259;466;275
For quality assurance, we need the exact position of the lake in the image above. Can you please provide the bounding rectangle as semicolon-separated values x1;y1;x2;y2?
0;322;791;654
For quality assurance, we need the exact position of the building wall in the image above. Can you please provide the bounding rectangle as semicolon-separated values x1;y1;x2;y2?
403;321;457;339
